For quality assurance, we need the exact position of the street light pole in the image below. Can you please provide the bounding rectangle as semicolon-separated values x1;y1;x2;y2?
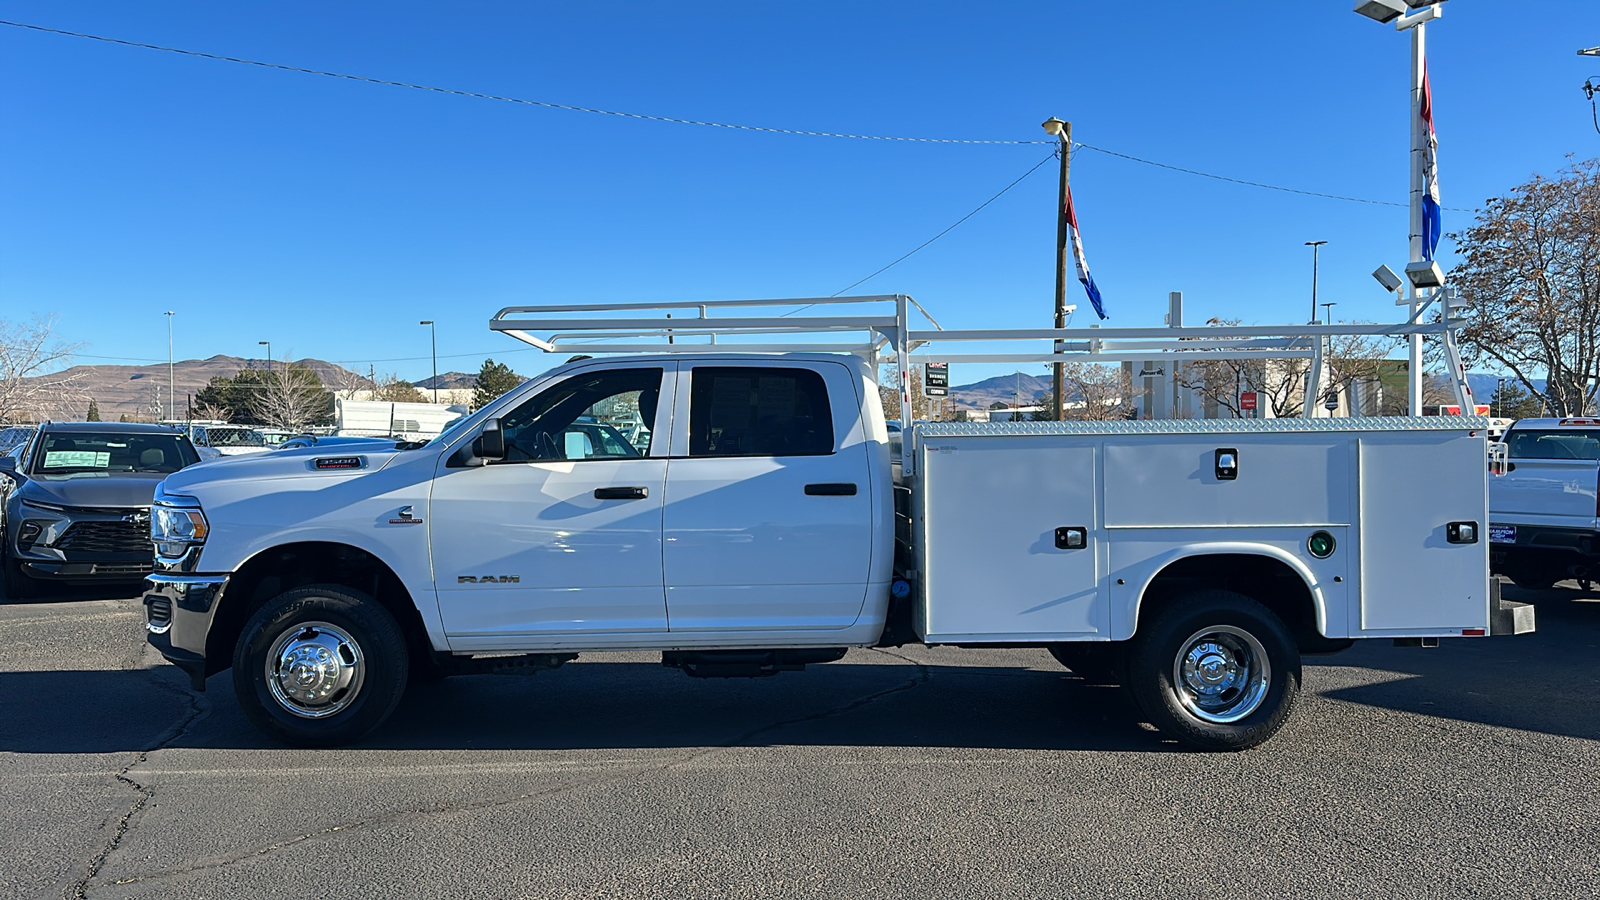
258;341;272;373
1043;117;1072;421
164;311;175;421
419;321;437;403
1305;241;1327;323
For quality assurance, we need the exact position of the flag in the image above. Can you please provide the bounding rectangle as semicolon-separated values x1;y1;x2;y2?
1420;63;1442;262
1065;186;1106;319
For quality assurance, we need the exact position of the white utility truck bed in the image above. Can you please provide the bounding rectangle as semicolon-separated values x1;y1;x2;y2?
142;295;1533;752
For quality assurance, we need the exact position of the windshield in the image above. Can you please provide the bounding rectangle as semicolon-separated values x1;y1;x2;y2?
31;432;200;475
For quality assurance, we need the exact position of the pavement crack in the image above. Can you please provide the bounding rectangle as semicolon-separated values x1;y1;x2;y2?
66;669;207;900
105;648;935;890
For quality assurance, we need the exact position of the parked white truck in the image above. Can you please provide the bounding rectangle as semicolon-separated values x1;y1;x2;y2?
1489;417;1600;589
143;297;1533;751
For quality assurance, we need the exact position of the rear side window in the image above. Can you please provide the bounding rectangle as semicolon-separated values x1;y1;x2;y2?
688;367;834;457
1505;430;1600;460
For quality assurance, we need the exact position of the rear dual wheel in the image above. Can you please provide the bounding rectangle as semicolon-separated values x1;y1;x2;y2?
1126;590;1300;752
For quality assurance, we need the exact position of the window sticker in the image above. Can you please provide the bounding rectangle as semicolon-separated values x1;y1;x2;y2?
44;451;110;469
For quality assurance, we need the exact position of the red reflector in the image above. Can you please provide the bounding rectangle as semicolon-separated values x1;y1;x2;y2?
1462;628;1486;637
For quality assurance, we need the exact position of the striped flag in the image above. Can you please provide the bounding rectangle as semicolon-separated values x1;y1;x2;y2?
1420;63;1442;262
1065;186;1106;319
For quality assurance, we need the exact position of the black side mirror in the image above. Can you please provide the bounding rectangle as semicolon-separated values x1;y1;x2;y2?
475;419;506;462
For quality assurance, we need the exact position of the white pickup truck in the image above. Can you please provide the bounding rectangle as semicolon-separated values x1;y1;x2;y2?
1489;417;1600;589
142;297;1533;751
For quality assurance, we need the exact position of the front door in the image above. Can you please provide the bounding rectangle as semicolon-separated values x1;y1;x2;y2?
429;364;674;646
662;362;874;633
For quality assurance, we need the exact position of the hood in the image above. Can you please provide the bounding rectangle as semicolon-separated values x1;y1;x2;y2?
160;442;414;495
19;472;167;510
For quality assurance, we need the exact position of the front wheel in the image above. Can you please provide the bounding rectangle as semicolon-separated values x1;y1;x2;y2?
1126;590;1300;752
232;585;409;747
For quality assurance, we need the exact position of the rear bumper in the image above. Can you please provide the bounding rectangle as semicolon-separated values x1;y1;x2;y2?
143;573;229;691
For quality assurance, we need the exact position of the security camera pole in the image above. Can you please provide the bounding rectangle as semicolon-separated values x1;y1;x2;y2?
1043;117;1072;421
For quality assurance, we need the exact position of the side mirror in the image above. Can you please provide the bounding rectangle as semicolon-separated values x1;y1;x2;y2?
0;456;16;474
475;419;506;462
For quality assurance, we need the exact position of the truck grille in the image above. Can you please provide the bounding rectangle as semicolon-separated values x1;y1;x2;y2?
57;520;153;554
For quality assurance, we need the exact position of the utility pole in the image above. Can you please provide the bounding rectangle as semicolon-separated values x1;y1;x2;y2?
1044;117;1072;421
164;311;175;420
1305;241;1327;323
420;320;438;403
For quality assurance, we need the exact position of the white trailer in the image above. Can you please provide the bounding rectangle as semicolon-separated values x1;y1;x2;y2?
143;296;1532;752
334;398;465;441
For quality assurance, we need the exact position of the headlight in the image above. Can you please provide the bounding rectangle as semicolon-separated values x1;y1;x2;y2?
152;504;209;544
20;498;67;513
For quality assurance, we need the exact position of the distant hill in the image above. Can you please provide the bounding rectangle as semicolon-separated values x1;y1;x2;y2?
415;372;478;391
27;355;365;423
949;372;1052;410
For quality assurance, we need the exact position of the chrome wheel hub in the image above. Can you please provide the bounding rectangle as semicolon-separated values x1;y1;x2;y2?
265;621;365;719
1173;625;1270;724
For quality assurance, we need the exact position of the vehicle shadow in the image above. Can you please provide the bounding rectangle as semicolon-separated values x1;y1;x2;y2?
1311;581;1600;743
0;660;1171;755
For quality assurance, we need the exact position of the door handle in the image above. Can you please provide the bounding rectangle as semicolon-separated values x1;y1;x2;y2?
594;486;649;500
805;483;858;496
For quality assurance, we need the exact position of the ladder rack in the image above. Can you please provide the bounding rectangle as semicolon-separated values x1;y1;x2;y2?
489;294;1471;421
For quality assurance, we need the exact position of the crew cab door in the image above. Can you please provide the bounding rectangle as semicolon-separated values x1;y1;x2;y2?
428;363;675;646
661;361;873;632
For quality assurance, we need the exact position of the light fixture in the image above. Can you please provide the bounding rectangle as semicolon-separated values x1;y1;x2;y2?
1353;0;1407;23
1405;259;1446;288
1041;117;1066;137
1372;265;1404;292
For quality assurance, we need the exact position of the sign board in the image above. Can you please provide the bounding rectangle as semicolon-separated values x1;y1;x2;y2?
1240;392;1258;412
925;362;949;397
1423;404;1492;416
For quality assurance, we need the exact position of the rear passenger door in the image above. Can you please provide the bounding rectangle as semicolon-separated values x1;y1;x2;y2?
661;362;873;633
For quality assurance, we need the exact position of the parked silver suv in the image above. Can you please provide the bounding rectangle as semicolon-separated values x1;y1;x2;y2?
1;423;201;599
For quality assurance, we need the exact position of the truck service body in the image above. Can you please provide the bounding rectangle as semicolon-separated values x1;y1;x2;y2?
143;296;1533;750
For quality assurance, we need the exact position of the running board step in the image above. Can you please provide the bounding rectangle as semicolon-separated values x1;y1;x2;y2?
662;648;847;678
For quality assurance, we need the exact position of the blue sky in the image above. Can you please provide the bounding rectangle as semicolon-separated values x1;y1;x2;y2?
2;1;1596;384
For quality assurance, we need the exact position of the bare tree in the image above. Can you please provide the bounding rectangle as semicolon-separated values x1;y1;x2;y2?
1452;157;1600;416
1174;321;1394;418
371;373;426;403
0;315;85;423
1054;362;1133;421
878;365;932;422
254;362;333;431
192;400;232;423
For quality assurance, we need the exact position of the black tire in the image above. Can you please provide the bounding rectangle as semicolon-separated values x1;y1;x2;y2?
1126;590;1300;752
1047;642;1125;685
232;585;409;747
1;547;33;602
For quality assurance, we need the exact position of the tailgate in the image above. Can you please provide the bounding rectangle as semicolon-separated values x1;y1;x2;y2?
1489;458;1600;530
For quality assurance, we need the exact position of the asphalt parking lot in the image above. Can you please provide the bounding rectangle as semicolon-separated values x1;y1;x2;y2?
1;584;1597;900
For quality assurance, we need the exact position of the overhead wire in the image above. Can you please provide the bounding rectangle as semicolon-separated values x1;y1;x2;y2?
2;19;1467;210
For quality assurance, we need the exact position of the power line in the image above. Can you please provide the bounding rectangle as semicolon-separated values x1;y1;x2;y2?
0;19;1478;211
826;150;1059;299
0;20;1040;146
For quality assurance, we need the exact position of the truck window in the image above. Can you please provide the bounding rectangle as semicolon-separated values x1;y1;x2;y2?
688;367;834;458
1505;430;1600;460
498;368;662;461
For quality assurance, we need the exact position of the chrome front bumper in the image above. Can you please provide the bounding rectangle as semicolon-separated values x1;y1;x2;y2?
144;573;229;691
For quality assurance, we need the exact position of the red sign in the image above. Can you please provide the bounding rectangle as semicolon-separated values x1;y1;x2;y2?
1240;392;1258;412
